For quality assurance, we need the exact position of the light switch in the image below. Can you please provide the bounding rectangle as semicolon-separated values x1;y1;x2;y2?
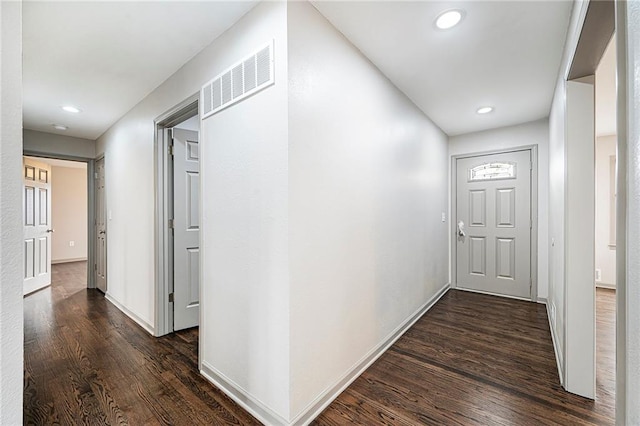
69;241;75;247
441;212;446;222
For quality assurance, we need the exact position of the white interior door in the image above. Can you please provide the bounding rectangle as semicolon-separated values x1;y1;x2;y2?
95;157;107;293
456;150;532;299
172;128;200;330
23;158;52;295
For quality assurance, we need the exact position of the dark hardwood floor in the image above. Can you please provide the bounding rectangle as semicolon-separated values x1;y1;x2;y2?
313;290;615;425
24;261;260;425
25;264;615;425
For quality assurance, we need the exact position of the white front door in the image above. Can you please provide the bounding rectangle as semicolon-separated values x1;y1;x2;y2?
23;158;52;295
172;128;200;330
95;157;107;293
455;150;532;299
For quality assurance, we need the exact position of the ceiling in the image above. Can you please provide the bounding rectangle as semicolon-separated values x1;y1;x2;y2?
22;1;257;140
596;34;617;137
23;1;573;141
312;1;573;136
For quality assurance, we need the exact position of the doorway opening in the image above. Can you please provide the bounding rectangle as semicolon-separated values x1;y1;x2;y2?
22;154;96;295
154;94;201;337
594;31;617;416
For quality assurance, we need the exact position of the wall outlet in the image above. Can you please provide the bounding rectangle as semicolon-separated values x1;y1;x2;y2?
595;268;602;282
69;241;75;247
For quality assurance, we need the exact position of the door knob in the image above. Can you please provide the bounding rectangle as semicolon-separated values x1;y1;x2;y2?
457;221;466;237
46;229;54;233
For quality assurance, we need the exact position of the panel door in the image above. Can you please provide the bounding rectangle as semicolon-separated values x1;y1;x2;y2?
456;150;532;299
172;128;200;330
23;158;52;295
95;157;107;293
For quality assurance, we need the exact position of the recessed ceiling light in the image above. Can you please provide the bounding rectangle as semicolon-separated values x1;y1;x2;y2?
52;124;68;130
435;10;464;30
476;106;494;114
62;105;81;113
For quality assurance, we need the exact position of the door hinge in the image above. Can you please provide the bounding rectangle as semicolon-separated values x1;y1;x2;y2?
168;293;174;303
94;172;99;179
94;263;97;271
168;219;174;229
168;145;174;156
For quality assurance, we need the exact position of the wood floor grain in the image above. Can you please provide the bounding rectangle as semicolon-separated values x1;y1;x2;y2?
25;264;615;425
313;289;615;426
23;262;260;426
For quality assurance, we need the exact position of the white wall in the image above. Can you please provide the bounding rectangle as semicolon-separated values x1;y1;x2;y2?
51;165;88;263
199;1;290;422
595;135;616;287
448;119;550;300
96;1;291;421
288;2;449;421
617;1;640;422
24;129;96;159
0;0;24;423
548;79;566;378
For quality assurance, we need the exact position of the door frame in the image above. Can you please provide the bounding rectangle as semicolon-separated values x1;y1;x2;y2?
451;145;539;302
94;155;106;293
153;93;199;337
23;151;97;290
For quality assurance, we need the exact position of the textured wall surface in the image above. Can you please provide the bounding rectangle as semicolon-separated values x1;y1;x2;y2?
0;1;24;423
288;2;448;419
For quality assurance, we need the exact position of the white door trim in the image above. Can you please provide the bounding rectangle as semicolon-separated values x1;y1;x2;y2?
153;93;199;337
451;145;538;302
22;150;97;290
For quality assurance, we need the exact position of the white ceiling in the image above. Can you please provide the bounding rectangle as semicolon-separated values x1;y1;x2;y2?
312;1;573;136
596;34;617;137
23;1;257;140
23;1;573;141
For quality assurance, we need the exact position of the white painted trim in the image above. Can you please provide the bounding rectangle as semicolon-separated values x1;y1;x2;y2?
105;293;154;335
537;297;548;305
199;284;450;426
455;286;532;303
547;302;565;386
52;257;87;264
291;283;451;425
596;283;616;290
201;362;289;426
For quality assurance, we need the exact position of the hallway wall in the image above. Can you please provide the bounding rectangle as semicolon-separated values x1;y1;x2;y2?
23;129;96;159
288;2;449;420
0;0;24;423
595;134;616;287
448;119;550;300
51;165;88;263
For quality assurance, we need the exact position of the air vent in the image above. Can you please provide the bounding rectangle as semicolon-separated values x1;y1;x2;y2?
201;41;274;119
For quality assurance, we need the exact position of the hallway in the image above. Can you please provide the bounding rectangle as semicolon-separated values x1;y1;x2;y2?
24;263;614;425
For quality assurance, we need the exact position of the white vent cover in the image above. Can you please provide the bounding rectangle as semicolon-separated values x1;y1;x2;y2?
201;41;274;119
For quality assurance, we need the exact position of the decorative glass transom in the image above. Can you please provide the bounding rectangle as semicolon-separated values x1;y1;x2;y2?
468;162;516;181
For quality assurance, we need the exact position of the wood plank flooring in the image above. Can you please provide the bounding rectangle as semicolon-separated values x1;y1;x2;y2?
24;262;260;426
24;263;615;425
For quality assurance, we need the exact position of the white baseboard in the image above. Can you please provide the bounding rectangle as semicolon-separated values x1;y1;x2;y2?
198;283;451;426
52;257;87;264
537;296;548;304
596;282;616;290
104;293;154;335
200;362;289;426
292;283;451;425
546;304;564;386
